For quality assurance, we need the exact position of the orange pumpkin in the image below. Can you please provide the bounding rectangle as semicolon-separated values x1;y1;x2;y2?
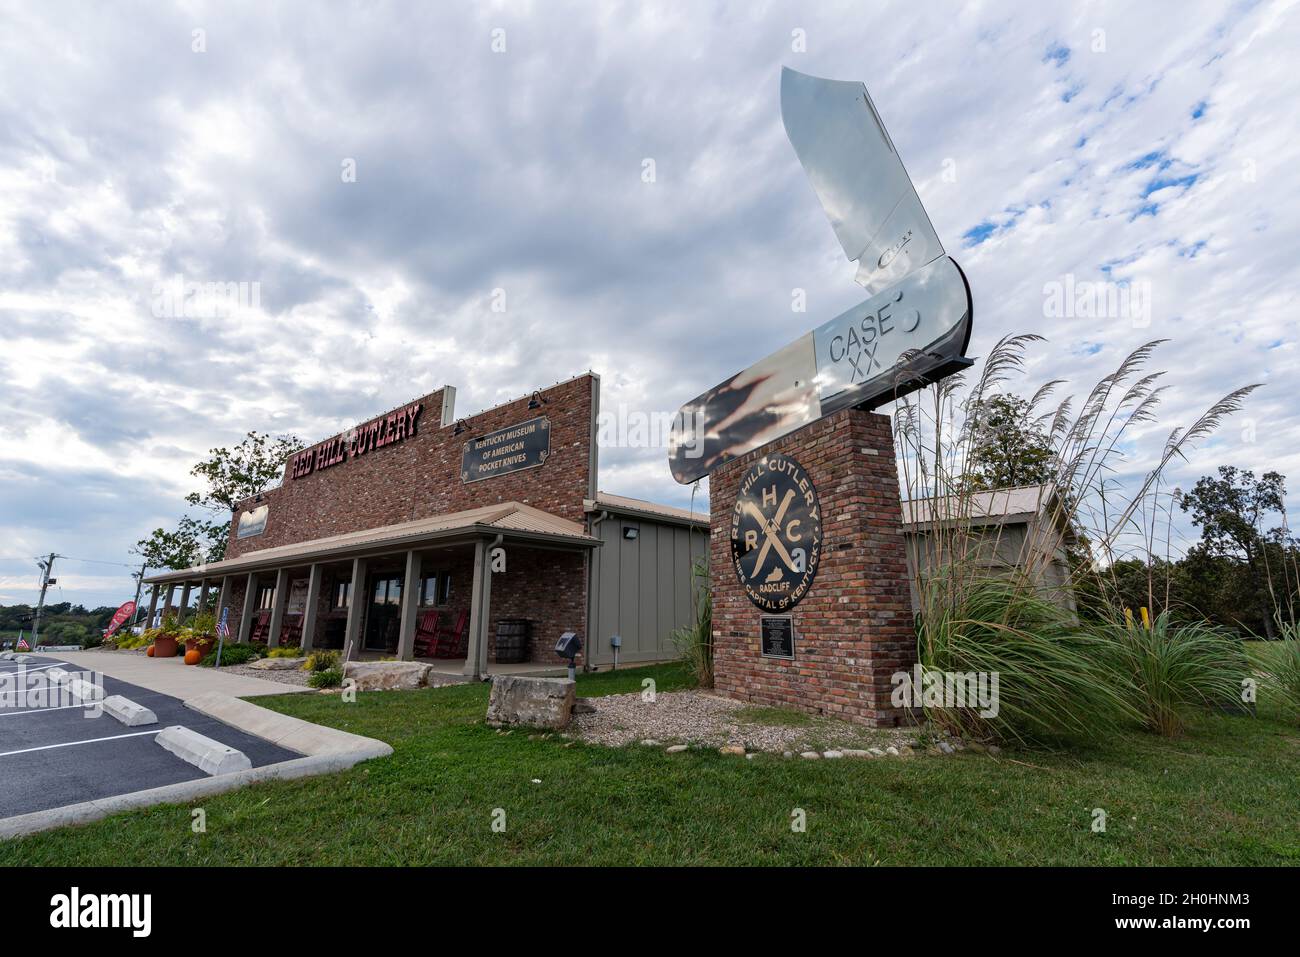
184;649;202;666
146;646;155;657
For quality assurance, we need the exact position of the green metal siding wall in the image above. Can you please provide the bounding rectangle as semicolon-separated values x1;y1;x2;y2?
589;515;705;665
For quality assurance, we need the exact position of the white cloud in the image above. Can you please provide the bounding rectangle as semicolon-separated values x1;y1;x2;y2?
1;0;1297;607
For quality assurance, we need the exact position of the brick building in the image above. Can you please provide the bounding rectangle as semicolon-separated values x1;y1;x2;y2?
143;373;706;678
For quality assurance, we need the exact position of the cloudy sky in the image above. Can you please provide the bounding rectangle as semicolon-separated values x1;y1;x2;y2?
2;0;1297;609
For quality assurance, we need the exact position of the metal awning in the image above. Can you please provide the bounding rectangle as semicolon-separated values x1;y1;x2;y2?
144;501;598;584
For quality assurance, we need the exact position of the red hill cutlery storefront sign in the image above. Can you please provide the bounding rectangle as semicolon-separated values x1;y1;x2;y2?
289;402;423;480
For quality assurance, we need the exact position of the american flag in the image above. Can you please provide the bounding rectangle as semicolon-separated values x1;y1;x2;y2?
16;634;30;651
216;607;231;638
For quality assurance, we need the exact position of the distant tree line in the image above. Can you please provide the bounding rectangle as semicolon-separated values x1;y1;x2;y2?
0;602;120;647
964;394;1298;637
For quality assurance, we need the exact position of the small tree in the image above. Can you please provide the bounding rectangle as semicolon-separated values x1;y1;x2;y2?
1180;467;1288;637
135;431;303;571
962;393;1055;491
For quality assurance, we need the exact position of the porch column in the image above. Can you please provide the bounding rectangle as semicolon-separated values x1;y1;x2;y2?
300;563;323;653
145;583;161;631
196;579;210;613
267;567;291;648
397;550;423;661
462;538;493;679
342;557;368;661
178;582;193;623
238;572;258;643
164;583;178;619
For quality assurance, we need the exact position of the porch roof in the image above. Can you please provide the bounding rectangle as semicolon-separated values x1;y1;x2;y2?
144;501;598;584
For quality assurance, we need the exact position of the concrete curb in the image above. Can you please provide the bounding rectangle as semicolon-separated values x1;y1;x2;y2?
0;693;392;841
156;725;252;775
102;695;158;727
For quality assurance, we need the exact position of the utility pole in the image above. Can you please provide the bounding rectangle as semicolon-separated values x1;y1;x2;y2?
32;553;57;648
131;560;147;626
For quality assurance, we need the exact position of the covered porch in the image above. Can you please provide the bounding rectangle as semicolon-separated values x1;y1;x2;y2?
143;502;598;679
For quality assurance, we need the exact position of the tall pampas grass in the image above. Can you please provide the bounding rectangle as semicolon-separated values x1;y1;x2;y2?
893;336;1260;740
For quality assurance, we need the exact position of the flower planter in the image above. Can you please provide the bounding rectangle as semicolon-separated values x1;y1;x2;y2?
185;637;214;659
152;636;179;658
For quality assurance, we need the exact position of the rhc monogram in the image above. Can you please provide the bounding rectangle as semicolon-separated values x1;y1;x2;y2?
730;453;822;611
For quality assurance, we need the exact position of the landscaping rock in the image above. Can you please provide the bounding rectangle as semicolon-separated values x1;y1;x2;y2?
343;660;431;691
666;744;689;753
987;744;1002;756
486;675;575;730
782;751;794;759
938;741;955;755
869;747;885;757
885;746;900;756
640;739;660;747
719;745;745;756
823;750;844;759
249;657;306;671
572;697;597;715
841;749;872;758
800;751;821;759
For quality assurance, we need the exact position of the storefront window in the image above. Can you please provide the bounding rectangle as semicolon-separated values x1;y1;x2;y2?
419;572;452;606
333;581;352;609
257;584;276;610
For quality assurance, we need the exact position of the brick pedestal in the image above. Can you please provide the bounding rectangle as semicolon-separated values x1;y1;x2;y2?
710;408;915;727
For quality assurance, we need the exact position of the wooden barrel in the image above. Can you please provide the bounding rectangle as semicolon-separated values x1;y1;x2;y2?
494;619;532;663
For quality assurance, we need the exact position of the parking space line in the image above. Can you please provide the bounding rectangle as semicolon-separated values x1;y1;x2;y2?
0;703;98;718
0;730;158;758
0;663;70;675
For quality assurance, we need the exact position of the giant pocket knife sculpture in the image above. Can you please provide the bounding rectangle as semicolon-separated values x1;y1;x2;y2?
668;67;974;484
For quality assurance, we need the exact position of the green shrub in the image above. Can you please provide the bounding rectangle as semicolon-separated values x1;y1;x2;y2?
268;646;304;659
670;558;712;688
304;650;340;673
115;630;153;650
189;611;216;636
1099;612;1250;736
80;634;103;650
199;643;260;667
309;668;343;689
916;574;1134;743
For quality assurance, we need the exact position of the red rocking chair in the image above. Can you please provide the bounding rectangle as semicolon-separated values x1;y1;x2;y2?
249;610;271;643
412;609;442;658
431;609;470;659
278;614;304;649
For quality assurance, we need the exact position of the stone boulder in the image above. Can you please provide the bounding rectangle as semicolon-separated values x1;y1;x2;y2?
343;660;431;691
486;675;575;730
249;656;307;671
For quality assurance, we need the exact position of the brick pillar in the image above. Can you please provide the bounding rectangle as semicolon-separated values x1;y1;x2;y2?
709;408;915;727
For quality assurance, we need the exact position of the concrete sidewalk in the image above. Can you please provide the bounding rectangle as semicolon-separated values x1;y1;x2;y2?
50;651;311;698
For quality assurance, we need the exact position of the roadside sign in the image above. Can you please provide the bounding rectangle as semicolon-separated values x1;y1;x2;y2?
104;601;137;638
668;68;974;484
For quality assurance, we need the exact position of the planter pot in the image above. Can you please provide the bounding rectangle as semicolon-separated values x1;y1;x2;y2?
185;637;214;658
153;636;179;658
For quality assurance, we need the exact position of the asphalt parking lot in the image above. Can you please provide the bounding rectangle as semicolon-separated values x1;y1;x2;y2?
0;654;301;819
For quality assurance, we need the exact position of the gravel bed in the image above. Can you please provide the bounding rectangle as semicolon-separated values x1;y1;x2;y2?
213;663;314;686
566;689;919;753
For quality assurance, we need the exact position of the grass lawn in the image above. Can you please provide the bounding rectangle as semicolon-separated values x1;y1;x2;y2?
3;660;1299;866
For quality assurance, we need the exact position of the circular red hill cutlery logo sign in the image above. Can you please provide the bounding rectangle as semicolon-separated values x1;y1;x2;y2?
730;453;822;611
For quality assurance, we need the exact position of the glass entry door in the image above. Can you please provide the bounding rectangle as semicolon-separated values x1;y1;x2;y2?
364;574;403;652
